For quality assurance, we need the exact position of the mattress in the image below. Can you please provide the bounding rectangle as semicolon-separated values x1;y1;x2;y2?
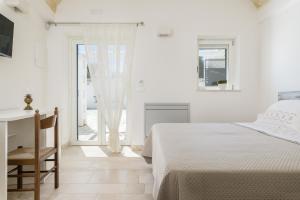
142;123;300;200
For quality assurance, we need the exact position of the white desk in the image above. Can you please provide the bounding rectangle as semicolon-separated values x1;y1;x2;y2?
0;110;47;200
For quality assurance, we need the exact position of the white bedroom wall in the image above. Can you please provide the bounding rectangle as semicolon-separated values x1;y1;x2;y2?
0;0;50;110
48;0;260;145
259;0;300;111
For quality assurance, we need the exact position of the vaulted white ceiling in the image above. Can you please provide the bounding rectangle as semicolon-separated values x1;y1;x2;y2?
45;0;269;13
252;0;269;8
45;0;62;12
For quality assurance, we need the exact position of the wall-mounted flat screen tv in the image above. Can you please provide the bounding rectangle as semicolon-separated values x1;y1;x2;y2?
0;14;14;57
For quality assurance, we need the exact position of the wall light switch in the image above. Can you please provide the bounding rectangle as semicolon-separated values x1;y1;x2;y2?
136;80;145;92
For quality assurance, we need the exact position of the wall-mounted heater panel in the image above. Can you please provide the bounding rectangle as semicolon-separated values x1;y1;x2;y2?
144;103;190;137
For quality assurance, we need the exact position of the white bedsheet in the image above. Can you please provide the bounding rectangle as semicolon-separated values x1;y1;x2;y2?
238;122;300;145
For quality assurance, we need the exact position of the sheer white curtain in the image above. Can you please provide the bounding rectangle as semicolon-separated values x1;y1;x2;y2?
84;24;137;152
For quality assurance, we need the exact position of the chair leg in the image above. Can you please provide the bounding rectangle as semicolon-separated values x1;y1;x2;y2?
34;162;40;200
16;146;24;190
17;165;23;189
54;152;59;189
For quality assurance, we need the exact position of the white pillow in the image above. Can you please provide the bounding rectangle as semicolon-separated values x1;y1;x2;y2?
258;100;300;133
238;100;300;144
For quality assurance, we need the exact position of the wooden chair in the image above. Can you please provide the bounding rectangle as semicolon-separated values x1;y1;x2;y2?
7;108;59;200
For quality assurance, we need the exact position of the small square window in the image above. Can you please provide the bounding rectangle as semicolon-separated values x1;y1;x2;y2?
197;37;239;91
199;47;228;86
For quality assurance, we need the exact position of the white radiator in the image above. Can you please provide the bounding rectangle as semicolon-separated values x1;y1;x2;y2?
144;103;190;137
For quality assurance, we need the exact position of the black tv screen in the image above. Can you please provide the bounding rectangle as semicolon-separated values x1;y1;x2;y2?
0;14;14;57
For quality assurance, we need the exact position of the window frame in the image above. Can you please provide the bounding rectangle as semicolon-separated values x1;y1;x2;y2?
197;37;239;91
198;45;229;87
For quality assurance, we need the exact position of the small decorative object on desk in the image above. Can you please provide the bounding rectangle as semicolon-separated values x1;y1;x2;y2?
24;94;33;110
217;80;227;90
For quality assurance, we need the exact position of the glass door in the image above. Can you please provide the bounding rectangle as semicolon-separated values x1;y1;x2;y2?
77;44;101;143
75;44;129;145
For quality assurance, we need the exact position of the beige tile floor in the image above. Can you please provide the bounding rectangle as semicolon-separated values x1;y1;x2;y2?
7;146;154;200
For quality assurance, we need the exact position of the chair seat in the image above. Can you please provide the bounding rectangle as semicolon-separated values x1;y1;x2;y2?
8;147;57;165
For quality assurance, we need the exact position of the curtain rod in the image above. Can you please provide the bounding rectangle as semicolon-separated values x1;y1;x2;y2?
47;21;144;27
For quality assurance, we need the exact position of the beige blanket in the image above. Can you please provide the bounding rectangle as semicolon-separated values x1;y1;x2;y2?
142;123;300;200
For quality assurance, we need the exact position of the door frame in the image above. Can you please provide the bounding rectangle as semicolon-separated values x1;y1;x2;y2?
69;37;130;146
69;37;104;145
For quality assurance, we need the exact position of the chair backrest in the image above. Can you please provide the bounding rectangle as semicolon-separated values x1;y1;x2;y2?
34;108;59;159
40;115;57;130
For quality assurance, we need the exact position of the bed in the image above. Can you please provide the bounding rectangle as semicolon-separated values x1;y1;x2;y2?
142;92;300;200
